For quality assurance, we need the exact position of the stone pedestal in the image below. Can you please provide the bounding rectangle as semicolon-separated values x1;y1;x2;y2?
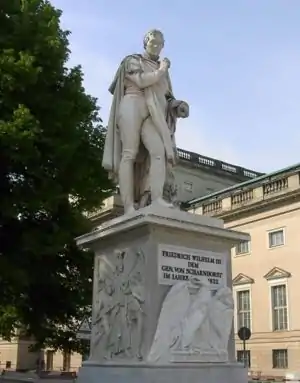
76;205;249;383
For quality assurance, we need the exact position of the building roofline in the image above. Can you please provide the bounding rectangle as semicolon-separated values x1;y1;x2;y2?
186;162;300;208
176;148;263;181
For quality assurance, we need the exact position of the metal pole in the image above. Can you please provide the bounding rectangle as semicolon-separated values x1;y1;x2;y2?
243;339;246;368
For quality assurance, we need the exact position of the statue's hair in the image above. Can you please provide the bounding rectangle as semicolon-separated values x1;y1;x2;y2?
143;29;165;49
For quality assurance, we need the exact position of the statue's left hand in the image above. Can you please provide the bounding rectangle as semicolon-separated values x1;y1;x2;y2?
176;101;189;118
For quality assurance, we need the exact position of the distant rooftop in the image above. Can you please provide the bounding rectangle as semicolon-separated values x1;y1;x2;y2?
177;148;263;181
186;162;300;209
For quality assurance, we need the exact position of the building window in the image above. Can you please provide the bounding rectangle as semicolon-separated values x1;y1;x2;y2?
237;290;251;329
271;284;288;331
5;361;11;369
269;229;284;248
237;350;251;367
235;240;250;255
273;349;288;369
183;181;193;192
46;350;54;371
62;352;71;372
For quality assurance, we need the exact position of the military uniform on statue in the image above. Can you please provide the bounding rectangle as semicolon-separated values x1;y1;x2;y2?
102;29;189;212
76;30;249;383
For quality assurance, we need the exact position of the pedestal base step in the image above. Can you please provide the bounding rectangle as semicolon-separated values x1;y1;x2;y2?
171;349;228;363
77;361;248;383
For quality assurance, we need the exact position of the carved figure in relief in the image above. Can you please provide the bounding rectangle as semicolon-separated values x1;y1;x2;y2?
92;249;145;361
102;29;189;214
203;287;235;353
92;279;116;356
147;278;234;364
124;264;145;359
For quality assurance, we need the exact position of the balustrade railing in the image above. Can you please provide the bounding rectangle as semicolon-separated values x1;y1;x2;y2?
177;148;262;180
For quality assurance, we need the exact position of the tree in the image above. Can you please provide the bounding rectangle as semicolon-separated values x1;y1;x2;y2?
0;0;113;352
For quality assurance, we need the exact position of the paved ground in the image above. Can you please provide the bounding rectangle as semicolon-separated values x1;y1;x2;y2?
0;372;76;383
1;380;75;383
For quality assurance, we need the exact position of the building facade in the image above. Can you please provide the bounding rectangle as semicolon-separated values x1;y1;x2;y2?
0;338;82;372
171;148;262;201
187;164;300;378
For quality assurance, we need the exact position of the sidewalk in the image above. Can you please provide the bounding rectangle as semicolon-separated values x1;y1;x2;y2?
0;371;76;383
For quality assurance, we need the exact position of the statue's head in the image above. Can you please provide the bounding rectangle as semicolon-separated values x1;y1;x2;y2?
143;29;164;58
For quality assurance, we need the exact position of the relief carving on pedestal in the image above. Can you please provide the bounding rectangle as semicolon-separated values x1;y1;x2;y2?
91;248;145;362
147;277;234;364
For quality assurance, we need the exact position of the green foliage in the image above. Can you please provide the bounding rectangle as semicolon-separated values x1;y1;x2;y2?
0;0;113;351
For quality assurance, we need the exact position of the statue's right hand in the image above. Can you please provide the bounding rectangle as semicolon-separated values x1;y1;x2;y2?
160;57;171;71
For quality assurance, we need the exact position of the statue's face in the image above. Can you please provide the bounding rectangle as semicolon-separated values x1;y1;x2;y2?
145;33;164;57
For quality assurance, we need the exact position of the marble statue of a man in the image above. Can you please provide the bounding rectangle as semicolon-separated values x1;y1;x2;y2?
102;29;189;214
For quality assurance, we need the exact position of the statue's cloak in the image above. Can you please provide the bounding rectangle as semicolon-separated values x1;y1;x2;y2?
102;54;179;206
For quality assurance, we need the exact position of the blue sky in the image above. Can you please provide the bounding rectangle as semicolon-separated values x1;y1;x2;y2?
51;0;300;173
